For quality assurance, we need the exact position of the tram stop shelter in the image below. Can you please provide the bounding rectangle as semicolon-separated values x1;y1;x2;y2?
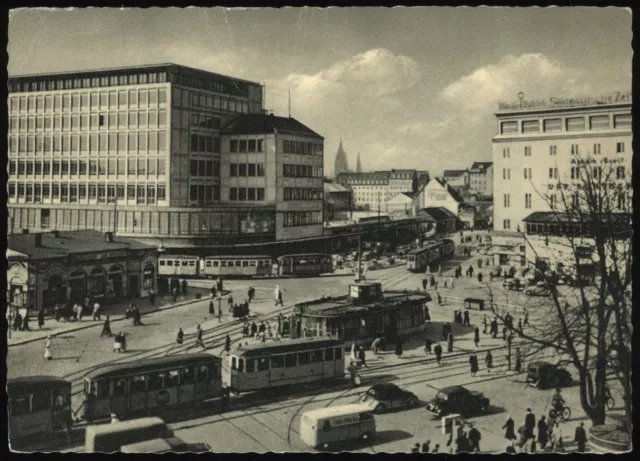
7;230;158;313
463;298;485;311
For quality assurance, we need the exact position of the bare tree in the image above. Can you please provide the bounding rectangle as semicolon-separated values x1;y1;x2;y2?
486;151;631;435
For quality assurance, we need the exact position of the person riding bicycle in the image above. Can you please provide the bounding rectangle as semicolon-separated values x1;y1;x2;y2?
552;388;565;413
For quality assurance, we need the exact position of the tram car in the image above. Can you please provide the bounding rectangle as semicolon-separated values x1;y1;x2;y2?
82;354;222;423
276;253;334;277
406;242;444;272
158;255;200;277
8;376;72;445
201;255;273;278
222;338;345;393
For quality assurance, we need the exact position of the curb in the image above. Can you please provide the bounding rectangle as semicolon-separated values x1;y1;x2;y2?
7;295;212;347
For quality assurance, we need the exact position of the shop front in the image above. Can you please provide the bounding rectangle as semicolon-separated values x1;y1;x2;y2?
490;231;526;267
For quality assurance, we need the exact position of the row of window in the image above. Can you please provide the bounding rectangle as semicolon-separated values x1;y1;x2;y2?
282;164;323;178
231;347;343;373
283;211;323;228
501;142;626;159
190;134;221;153
9;131;167;155
9;72;168;94
187;91;249;114
228;187;265;202
283;188;324;201
9;88;168;113
229;138;265;153
500;113;631;135
189;185;222;204
9;392;64;416
8;182;166;204
282;140;323;156
191;113;221;130
229;163;265;177
9;110;167;134
190;159;221;178
9;158;166;178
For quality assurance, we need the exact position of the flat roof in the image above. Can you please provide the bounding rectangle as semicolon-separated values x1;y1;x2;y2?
221;113;322;138
234;338;344;358
296;292;427;318
85;353;219;380
302;404;371;419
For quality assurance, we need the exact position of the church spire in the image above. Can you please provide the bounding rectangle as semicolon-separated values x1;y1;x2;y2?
334;139;349;177
356;152;362;173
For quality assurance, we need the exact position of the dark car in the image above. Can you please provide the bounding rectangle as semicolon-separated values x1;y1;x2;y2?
526;361;573;389
425;385;490;417
358;383;419;414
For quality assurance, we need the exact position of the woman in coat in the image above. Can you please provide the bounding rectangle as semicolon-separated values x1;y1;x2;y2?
537;416;549;449
37;310;45;328
474;327;480;347
447;332;454;353
502;415;517;441
469;353;479;377
395;338;403;357
485;350;493;372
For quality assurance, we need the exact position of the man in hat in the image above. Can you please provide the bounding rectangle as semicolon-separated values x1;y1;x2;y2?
468;423;482;452
524;408;536;442
574;422;587;453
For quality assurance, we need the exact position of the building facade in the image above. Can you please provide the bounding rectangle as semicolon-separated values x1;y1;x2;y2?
468;162;493;197
7;64;325;245
323;180;353;222
336;169;418;211
420;178;465;218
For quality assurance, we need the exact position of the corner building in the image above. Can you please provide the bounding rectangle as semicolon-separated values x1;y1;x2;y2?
7;64;324;244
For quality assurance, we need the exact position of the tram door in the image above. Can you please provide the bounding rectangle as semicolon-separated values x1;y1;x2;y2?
111;378;128;417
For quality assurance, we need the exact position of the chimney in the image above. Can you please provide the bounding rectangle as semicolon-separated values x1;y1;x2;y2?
34;233;43;248
105;232;114;243
50;230;60;238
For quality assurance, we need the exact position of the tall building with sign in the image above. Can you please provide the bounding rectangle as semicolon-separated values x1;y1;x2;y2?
7;64;325;245
491;91;632;266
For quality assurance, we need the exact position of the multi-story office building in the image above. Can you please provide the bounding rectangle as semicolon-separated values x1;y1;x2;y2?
7;64;324;244
336;169;417;211
491;91;632;266
468;162;493;197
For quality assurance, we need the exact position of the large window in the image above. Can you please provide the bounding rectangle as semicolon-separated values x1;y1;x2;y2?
566;117;585;132
500;121;518;134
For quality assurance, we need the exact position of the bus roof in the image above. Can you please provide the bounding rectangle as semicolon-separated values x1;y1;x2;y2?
233;338;344;358
303;404;372;420
85;353;220;380
7;376;71;395
204;255;271;259
85;417;168;437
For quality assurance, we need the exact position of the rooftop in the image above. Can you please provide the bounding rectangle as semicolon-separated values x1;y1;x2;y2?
294;292;427;318
8;230;157;260
324;181;352;193
336;171;391;182
470;162;493;172
419;207;457;221
443;169;468;177
221;113;322;138
496;91;632;114
523;211;631;225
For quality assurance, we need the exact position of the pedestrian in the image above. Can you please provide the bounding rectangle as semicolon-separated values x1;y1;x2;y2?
463;310;470;327
431;444;440;453
447;332;454;353
485;350;493;372
424;337;432;354
411;443;421;453
371;337;382;356
518;318;523;337
574;422;587;452
274;285;283;306
478;258;483;269
242;321;249;337
44;336;52;361
424;305;431;323
474;327;480;347
553;420;564;452
259;321;266;336
248;286;255;303
469;265;474;277
503;325;508;341
486;257;490;267
469;353;479;377
149;288;155;307
181;279;188;296
358;346;367;367
395;337;403;358
228;295;234;312
22;312;31;331
524;309;529;327
267;322;273;338
503;415;517;441
437;292;442;305
133;305;142;326
13;311;22;331
37;310;45;329
176;327;184;345
224;334;231;352
92;301;101;321
251;321;258;337
54;304;62;322
524;408;536;441
434;342;443;365
195;325;205;349
209;299;215;316
429;274;435;289
433;279;438;290
441;322;448;340
100;315;112;337
537;416;549;449
422;278;428;291
468;424;482;452
172;286;178;302
491;318;498;338
515;347;522;373
211;285;217;298
421;440;430;453
77;303;84;321
478;272;483;283
483;314;488;334
347;361;359;387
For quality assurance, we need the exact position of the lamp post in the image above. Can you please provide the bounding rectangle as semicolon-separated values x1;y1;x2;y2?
109;197;118;236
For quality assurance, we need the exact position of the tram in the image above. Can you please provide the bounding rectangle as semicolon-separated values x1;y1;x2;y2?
82;354;223;423
201;255;273;278
406;242;445;272
276;253;334;276
158;255;200;277
222;338;345;393
8;376;72;445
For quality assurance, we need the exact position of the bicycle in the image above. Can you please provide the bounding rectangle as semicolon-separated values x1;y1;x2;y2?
549;405;571;421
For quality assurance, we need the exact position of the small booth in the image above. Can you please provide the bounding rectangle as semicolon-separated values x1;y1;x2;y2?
463;298;485;311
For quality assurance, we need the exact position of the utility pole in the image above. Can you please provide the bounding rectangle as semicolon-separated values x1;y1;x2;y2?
112;197;118;236
358;223;363;283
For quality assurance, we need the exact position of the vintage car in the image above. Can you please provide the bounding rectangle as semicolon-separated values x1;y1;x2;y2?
425;386;490;417
357;383;419;414
526;361;573;389
524;282;551;297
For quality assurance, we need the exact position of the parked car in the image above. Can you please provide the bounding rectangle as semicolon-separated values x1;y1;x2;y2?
425;386;490;417
526;361;573;389
358;383;419;414
503;278;523;291
490;266;503;278
525;282;551;297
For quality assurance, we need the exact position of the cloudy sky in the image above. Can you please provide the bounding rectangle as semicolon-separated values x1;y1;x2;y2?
9;7;632;176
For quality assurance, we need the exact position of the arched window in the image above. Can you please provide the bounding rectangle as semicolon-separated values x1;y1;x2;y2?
143;263;155;290
107;265;124;298
88;267;106;296
68;270;87;303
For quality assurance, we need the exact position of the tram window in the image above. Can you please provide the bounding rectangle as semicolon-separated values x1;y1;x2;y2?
322;420;331;432
257;260;263;267
246;359;255;373
311;350;324;363
220;261;227;267
11;396;31;415
205;261;212;267
113;378;127;396
196;365;209;383
235;261;242;267
148;372;166;391
249;261;257;267
325;348;334;361
335;348;342;359
213;261;219;267
131;375;147;393
213;364;220;377
166;370;180;387
270;355;284;368
257;357;269;371
228;261;234;266
180;367;194;384
298;352;310;365
182;261;188;266
285;354;297;368
96;380;110;398
159;260;166;266
238;359;244;372
189;260;196;266
231;357;237;371
242;261;249;267
32;391;51;412
167;261;173;266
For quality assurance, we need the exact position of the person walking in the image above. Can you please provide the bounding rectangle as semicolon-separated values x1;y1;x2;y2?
537;416;549;450
133;305;142;326
274;285;283;306
54;304;62;322
524;408;536;442
209;299;215;316
347;361;359;388
447;332;454;353
100;315;112;337
248;286;255;303
552;420;564;452
422;278;428;292
44;336;53;361
474;327;480;347
424;305;431;324
176;327;184;345
478;272;483;283
149;288;156;307
395;337;404;358
251;321;258;338
469;353;479;377
503;415;517;441
181;279;188;296
424;337;432;355
478;258;483;269
195;325;205;349
217;305;222;323
463;310;470;327
429;274;436;289
574;422;587;453
515;347;522;373
37;309;45;329
227;295;234;312
77;303;84;321
13;310;22;331
358;346;367;367
434;342;443;365
518;318;523;337
483;314;488;334
524;309;530;327
491;318;498;339
92;301;101;321
468;424;482;452
485;350;493;373
371;337;382;356
469;265;474;278
421;440;431;453
224;334;231;352
22;312;31;331
172;286;179;302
